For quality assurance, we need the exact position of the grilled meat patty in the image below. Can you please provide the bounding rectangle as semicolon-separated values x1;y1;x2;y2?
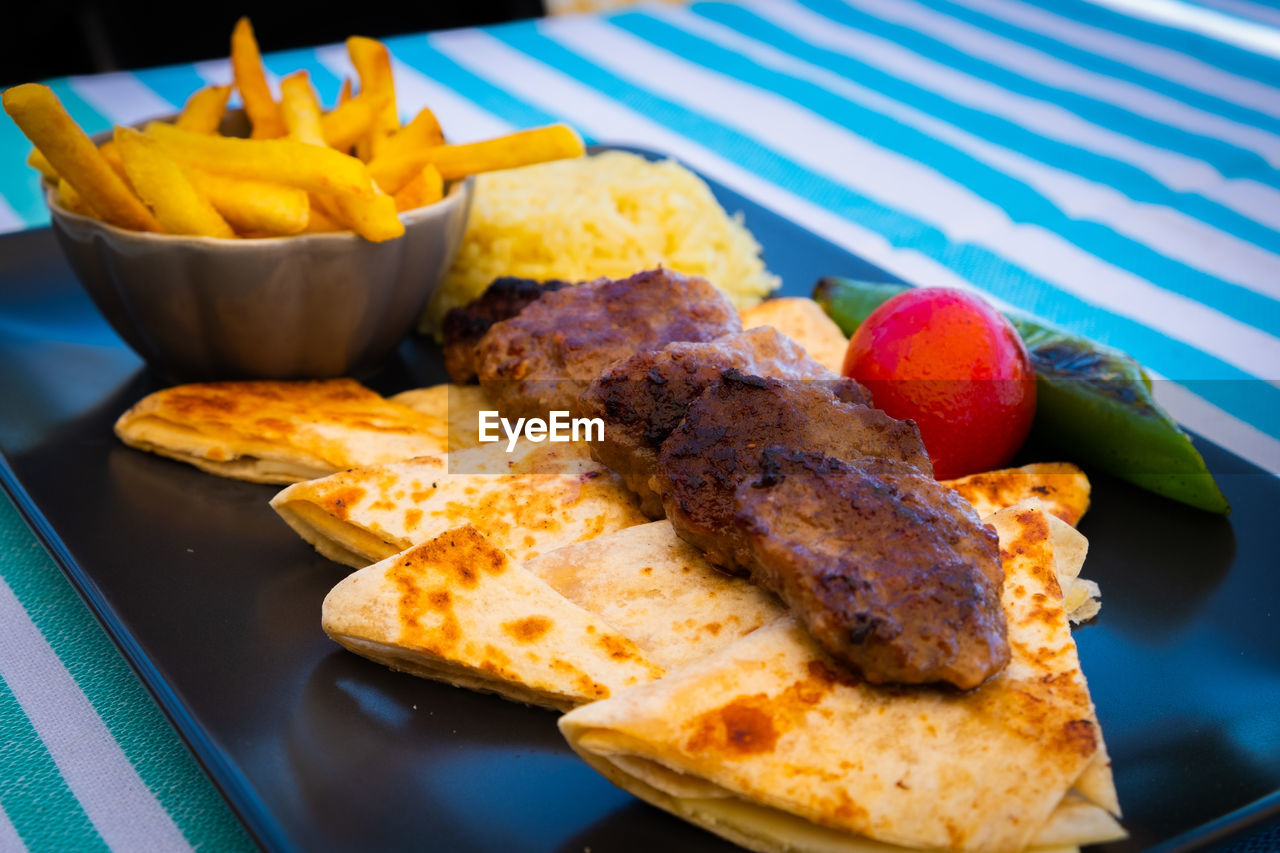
734;447;1008;689
474;269;742;420
654;369;930;572
441;277;570;384
582;328;868;517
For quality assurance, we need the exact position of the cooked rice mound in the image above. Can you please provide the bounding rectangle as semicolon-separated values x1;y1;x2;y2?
420;151;780;335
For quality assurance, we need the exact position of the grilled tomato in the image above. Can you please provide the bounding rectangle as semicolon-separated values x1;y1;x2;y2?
842;287;1036;479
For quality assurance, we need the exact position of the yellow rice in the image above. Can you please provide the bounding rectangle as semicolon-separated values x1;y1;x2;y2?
420;151;780;335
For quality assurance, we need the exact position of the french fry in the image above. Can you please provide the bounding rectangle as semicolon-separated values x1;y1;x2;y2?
57;178;96;217
175;85;232;134
274;78;400;241
3;84;160;231
375;106;443;164
320;92;385;152
231;17;286;139
331;189;404;242
307;194;340;225
394;163;443;212
11;21;573;244
146;122;377;198
280;71;325;147
186;168;309;236
309;185;403;241
370;124;585;192
347;36;398;159
303;202;344;233
115;126;233;237
27;148;59;181
97;140;129;183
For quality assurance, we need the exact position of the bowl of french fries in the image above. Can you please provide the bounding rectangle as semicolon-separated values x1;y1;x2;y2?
3;19;584;381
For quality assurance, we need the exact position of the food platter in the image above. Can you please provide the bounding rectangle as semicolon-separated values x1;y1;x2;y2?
1;149;1278;852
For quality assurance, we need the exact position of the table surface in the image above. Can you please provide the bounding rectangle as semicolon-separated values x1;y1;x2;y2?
2;1;1279;851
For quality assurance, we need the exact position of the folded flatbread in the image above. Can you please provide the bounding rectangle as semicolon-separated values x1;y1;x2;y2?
526;506;1098;673
114;379;450;484
525;521;783;670
1044;507;1101;623
390;384;493;449
944;463;1091;527
271;439;649;568
559;503;1123;853
323;524;665;710
741;297;850;374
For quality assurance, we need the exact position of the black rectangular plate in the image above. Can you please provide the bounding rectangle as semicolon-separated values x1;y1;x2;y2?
2;150;1278;853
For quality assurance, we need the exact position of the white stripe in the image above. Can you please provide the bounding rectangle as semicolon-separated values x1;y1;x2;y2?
192;59;241;109
391;58;515;142
314;43;513;143
0;193;26;234
66;73;176;127
953;0;1280;120
760;1;1280;237
842;0;1280;169
672;3;1280;299
1192;0;1280;31
0;578;193;853
1149;371;1280;478
426;29;1280;471
537;17;1280;380
756;0;1280;240
1087;0;1280;58
191;59;234;88
0;803;26;853
426;32;1004;305
192;58;281;109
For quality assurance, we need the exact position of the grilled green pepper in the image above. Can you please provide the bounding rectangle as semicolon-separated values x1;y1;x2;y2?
813;277;1229;514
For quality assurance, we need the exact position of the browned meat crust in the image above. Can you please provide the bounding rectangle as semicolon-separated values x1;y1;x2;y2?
734;447;1008;689
582;328;869;517
654;369;930;572
474;269;741;419
441;277;570;383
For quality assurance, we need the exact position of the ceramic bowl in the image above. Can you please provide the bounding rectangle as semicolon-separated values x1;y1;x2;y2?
47;121;473;382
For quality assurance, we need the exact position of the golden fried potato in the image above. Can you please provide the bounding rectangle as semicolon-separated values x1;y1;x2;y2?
57;178;95;216
186;168;309;236
115;126;233;237
347;36;398;159
280;71;325;147
27;148;58;181
373;106;443;175
370;124;584;192
175;85;232;134
321;92;386;152
394;163;443;212
146;122;376;198
3;83;160;231
231;17;285;139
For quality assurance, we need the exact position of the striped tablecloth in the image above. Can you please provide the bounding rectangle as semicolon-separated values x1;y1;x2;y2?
2;1;1278;850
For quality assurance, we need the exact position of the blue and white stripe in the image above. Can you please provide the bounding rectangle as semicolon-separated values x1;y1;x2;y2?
1;0;1276;479
2;3;1280;848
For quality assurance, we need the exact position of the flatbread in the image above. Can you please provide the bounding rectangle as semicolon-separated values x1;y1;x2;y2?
559;503;1123;853
741;297;850;374
322;524;665;710
390;384;493;449
271;439;649;568
943;463;1091;527
525;521;784;670
526;501;1099;669
114;379;450;484
1044;507;1102;624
